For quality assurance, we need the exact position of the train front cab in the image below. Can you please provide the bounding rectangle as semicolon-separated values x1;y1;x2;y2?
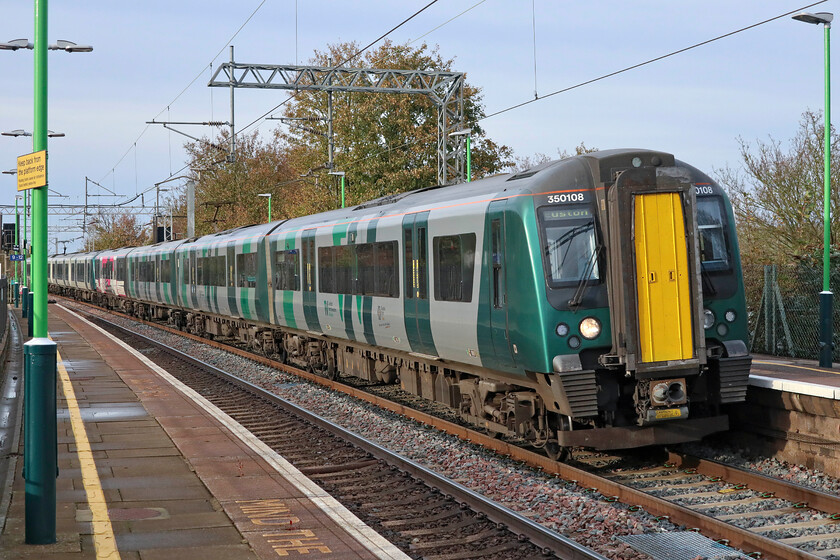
539;150;751;449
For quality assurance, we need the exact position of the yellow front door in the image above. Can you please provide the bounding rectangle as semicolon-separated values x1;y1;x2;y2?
634;192;693;363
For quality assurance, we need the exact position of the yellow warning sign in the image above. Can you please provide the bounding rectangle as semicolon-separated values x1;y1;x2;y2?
16;150;47;191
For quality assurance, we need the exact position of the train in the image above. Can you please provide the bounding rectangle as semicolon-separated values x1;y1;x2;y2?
48;148;752;457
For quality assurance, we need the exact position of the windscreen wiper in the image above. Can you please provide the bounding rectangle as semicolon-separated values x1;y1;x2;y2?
544;222;594;256
568;243;602;308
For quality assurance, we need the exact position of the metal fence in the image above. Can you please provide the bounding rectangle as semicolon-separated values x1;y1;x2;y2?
742;263;840;360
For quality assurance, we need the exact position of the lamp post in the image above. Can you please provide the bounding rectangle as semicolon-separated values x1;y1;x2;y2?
328;171;345;208
2;16;93;545
793;11;834;367
14;195;22;286
448;129;472;182
257;193;272;222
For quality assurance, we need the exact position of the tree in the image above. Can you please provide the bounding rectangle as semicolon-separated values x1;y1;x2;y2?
182;130;300;236
510;142;599;172
716;110;840;265
87;210;148;250
280;40;513;211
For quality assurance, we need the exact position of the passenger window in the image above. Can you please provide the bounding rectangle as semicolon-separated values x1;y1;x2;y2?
236;253;257;288
697;198;730;272
274;250;300;291
434;234;476;302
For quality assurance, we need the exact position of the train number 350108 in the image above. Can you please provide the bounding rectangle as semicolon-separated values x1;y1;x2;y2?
546;192;585;204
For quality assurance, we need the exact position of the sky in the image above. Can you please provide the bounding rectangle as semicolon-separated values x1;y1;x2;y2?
0;0;836;252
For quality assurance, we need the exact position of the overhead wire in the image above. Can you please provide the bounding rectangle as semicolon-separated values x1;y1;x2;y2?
97;0;269;185
236;0;442;135
408;0;488;45
484;0;829;120
283;0;833;183
101;0;439;210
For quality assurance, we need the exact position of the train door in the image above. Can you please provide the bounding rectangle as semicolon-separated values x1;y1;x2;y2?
634;193;693;362
301;228;320;331
487;200;516;368
604;165;704;373
189;250;197;303
402;212;436;355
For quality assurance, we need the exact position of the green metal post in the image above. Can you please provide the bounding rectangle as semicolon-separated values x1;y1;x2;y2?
23;191;28;288
22;286;29;318
24;0;58;545
341;176;345;208
27;292;34;338
23;340;57;544
466;134;472;183
14;197;19;285
820;20;833;367
268;195;272;223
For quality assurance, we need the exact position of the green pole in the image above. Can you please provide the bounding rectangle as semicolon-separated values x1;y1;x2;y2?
33;0;48;340
466;134;472;183
823;22;832;293
24;0;58;545
14;197;19;284
341;175;345;208
268;195;272;223
819;20;833;368
23;190;28;288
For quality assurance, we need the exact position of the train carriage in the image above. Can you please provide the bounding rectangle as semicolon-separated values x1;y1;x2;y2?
173;223;277;338
94;247;135;301
48;251;98;298
125;238;187;318
49;149;752;453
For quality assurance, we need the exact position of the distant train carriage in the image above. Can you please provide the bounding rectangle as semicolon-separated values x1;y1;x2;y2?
49;149;752;453
94;247;134;298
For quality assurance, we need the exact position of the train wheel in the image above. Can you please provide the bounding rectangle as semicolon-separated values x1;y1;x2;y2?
545;442;570;462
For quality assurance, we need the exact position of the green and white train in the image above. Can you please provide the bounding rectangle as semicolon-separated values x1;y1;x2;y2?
49;149;752;455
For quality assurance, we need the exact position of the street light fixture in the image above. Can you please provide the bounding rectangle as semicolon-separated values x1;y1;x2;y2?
328;171;346;208
793;11;834;367
257;193;272;223
0;37;93;52
1;129;64;137
448;129;472;183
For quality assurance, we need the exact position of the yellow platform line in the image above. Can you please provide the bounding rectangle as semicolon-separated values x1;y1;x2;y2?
753;359;840;375
56;347;121;559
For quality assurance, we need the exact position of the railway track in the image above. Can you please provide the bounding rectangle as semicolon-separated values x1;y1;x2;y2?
87;310;604;560
597;452;840;559
62;299;840;560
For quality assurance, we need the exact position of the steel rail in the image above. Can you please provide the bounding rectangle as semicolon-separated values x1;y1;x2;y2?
62;298;826;560
89;311;607;560
665;451;840;516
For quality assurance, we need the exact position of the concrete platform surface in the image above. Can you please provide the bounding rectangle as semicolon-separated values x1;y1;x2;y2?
751;353;840;400
0;304;408;560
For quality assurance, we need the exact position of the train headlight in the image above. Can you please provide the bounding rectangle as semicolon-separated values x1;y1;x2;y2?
579;317;601;340
703;309;715;330
725;310;737;323
717;323;729;336
556;323;569;337
568;336;581;349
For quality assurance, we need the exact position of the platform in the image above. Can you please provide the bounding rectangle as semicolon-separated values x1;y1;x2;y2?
0;304;408;559
750;353;840;400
